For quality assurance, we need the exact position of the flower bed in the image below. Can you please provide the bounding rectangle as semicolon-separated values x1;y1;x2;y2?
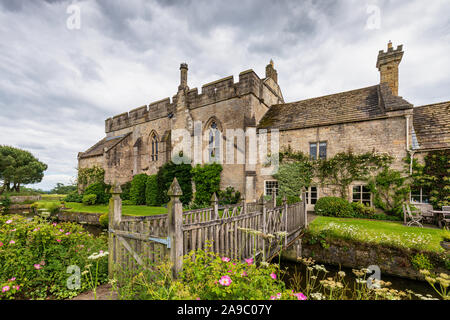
0;214;108;300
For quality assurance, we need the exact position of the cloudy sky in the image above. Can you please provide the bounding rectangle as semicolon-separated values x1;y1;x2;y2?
0;0;449;190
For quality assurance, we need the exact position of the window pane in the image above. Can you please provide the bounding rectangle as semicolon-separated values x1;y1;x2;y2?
353;186;361;193
411;194;421;202
309;143;317;160
319;142;327;159
362;192;371;200
362;200;371;206
362;185;370;193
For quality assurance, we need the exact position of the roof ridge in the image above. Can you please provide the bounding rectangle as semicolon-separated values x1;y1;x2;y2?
414;101;450;109
273;84;379;107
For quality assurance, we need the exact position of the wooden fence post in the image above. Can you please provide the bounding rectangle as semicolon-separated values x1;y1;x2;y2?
272;188;277;208
301;192;307;228
108;183;122;278
241;195;246;215
259;194;267;261
283;195;288;246
210;192;219;220
167;177;183;277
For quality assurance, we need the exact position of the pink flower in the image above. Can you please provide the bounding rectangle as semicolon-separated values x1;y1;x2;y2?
9;277;16;281
221;257;230;262
218;275;232;286
270;273;277;280
245;258;253;265
2;286;10;293
276;292;282;299
270;296;276;300
13;285;20;291
196;297;200;300
56;239;61;242
33;228;40;232
52;223;57;226
241;271;247;277
40;260;45;266
34;264;41;270
0;242;3;247
9;240;15;244
59;229;64;232
293;292;307;300
5;220;12;224
11;229;16;232
65;232;71;236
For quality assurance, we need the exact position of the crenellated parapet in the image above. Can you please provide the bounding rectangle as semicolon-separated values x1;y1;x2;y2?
105;67;276;133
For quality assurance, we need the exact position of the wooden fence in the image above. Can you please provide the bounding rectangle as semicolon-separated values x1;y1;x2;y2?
108;178;307;276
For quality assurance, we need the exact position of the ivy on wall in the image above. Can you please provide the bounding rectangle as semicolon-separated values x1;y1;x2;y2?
191;163;223;206
77;166;105;186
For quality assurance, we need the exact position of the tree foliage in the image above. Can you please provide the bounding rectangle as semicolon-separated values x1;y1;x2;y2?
0;145;48;194
145;174;159;206
157;161;193;206
191;163;223;206
130;174;148;205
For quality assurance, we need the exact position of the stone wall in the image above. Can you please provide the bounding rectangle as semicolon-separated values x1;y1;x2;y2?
283;237;449;281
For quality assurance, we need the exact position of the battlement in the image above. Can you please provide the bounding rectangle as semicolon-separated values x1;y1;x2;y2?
376;42;404;69
105;67;273;133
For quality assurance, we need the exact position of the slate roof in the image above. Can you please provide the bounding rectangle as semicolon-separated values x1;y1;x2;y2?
412;101;450;150
78;133;131;159
257;83;413;130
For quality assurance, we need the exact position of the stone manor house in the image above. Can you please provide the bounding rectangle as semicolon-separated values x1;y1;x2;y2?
78;42;450;211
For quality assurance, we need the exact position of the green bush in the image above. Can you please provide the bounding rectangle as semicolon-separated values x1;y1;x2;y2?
191;163;222;206
157;162;193;206
130;174;148;205
0;215;108;300
99;213;108;229
64;191;83;203
120;181;132;201
411;253;434;271
314;197;354;218
351;202;375;217
84;182;111;205
122;200;134;206
82;194;97;206
145;175;158;206
31;201;61;215
0;195;11;214
217;186;241;205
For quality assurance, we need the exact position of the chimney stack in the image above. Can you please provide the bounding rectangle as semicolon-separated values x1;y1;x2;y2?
376;41;404;96
179;63;188;91
265;59;278;83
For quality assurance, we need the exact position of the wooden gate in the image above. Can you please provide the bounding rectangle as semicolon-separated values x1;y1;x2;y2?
108;178;307;276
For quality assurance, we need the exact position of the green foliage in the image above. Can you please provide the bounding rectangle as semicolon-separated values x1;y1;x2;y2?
77;166;105;187
82;194;97;206
350;201;375;217
273;161;314;198
120;181;132;201
191;163;222;206
99;213;108;229
217;186;241;205
0;195;11;214
84;182;111;205
145;175;158;206
368;167;410;217
314;196;354;218
31;201;61;215
50;183;77;195
0;145;48;194
130;174;148;205
157;161;193;206
316;150;392;199
411;253;434;271
0;215;108;300
64;191;83;203
407;150;450;209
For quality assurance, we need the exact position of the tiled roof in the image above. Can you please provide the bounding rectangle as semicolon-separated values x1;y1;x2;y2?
78;133;130;159
413;101;450;150
257;83;412;130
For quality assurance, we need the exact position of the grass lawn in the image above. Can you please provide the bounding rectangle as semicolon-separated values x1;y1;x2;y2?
308;216;448;253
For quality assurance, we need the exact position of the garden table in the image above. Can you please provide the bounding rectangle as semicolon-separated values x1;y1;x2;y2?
430;210;450;228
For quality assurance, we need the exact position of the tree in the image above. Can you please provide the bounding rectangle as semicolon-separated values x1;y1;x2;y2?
273;161;314;197
50;183;77;194
0;145;47;194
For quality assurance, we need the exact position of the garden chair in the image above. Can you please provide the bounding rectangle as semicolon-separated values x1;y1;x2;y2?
403;203;423;228
439;206;450;228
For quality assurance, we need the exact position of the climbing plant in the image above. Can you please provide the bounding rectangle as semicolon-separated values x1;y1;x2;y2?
77;166;105;186
368;167;410;217
407;150;450;209
316;150;392;199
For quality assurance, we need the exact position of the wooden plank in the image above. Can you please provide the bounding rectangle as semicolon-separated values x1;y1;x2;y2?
117;235;144;267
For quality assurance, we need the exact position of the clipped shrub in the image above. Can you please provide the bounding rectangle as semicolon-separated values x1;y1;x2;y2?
64;191;83;203
145;174;158;206
157;161;193;206
99;213;108;229
120;181;132;201
314;196;354;218
351;201;376;217
84;182;111;204
191;163;222;206
82;194;97;206
130;174;148;205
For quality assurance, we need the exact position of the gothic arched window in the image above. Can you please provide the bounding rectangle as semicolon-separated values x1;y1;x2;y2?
208;121;220;163
151;133;159;161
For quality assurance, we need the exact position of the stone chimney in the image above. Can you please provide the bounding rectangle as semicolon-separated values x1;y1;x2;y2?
265;59;278;83
376;41;404;95
179;63;188;91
